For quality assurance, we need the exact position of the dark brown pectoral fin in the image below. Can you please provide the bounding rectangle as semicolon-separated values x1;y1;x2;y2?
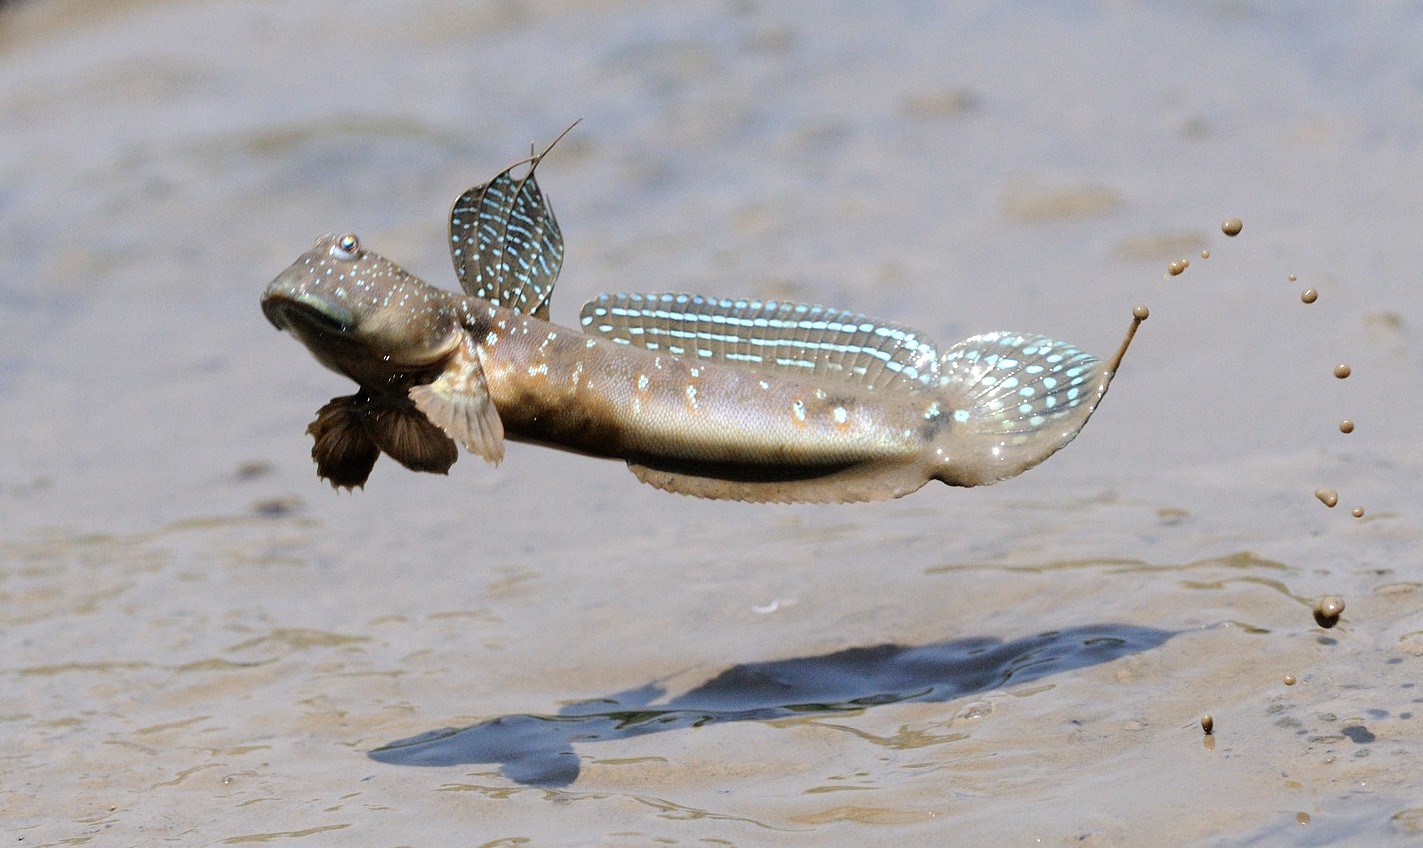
366;406;459;475
409;334;505;465
307;396;380;489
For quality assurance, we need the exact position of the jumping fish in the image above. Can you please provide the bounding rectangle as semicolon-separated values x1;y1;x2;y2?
262;134;1145;503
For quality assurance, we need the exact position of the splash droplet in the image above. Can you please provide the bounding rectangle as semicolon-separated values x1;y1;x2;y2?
1200;714;1215;734
1201;249;1211;259
1301;288;1318;304
1132;304;1150;321
1351;506;1364;518
1167;259;1189;276
1334;363;1352;379
1313;596;1345;628
1315;487;1339;508
1339;419;1354;434
1221;218;1243;236
1288;274;1298;282
1283;674;1297;686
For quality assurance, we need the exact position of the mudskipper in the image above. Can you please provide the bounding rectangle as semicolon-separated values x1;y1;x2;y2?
262;132;1145;503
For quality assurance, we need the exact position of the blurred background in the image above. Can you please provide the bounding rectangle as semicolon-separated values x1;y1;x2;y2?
4;1;1423;844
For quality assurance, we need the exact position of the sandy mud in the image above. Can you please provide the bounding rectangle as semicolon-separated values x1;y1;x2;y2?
4;1;1423;844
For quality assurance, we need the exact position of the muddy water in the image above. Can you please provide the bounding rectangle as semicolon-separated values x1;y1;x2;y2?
5;1;1423;844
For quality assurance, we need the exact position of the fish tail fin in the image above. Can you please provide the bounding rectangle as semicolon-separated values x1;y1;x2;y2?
931;309;1144;486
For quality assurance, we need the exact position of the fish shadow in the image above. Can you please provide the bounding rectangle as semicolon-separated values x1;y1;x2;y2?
368;623;1174;787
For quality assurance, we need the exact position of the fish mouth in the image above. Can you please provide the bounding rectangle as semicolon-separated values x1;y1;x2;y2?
261;289;355;336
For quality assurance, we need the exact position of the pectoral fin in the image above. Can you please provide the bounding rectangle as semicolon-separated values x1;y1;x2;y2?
307;395;380;489
365;406;459;474
409;334;505;465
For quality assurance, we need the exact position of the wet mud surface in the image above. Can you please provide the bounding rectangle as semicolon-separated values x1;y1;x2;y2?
5;1;1423;844
371;624;1176;786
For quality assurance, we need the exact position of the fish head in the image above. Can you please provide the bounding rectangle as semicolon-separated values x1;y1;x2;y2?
262;233;463;381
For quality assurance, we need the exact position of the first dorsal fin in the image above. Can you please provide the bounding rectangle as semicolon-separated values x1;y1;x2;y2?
448;122;578;319
579;292;941;391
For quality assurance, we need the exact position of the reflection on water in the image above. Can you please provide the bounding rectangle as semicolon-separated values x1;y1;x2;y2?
370;623;1175;786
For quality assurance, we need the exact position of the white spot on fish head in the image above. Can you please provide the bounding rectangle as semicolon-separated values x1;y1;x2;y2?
262;233;459;368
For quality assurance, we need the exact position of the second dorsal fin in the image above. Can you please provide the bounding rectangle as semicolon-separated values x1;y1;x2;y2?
579;292;941;391
448;123;577;318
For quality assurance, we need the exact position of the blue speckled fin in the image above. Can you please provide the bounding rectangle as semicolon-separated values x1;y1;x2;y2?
579;292;941;391
937;332;1112;484
448;126;575;319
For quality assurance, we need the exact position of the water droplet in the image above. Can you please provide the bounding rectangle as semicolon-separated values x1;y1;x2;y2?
1200;714;1215;734
1334;363;1352;379
1288;274;1298;282
1297;812;1311;826
1352;506;1365;519
1221;218;1243;236
1301;288;1318;304
1313;596;1345;628
1200;249;1211;259
1315;487;1339;508
1339;419;1354;433
1167;259;1189;276
1283;674;1297;686
1132;304;1150;320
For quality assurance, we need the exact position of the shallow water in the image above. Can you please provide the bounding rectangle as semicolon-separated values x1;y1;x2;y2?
4;1;1423;844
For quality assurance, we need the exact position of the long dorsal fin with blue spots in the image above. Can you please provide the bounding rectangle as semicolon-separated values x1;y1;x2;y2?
447;122;578;319
933;309;1146;486
578;292;941;392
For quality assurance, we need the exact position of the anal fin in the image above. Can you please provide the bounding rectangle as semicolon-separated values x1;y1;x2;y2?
626;458;924;504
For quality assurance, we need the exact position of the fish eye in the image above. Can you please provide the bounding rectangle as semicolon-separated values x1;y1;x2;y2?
331;233;361;261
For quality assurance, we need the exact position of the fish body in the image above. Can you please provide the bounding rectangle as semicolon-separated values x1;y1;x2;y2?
262;138;1142;503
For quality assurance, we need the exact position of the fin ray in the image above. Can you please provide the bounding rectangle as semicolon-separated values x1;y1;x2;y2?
580;292;940;391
